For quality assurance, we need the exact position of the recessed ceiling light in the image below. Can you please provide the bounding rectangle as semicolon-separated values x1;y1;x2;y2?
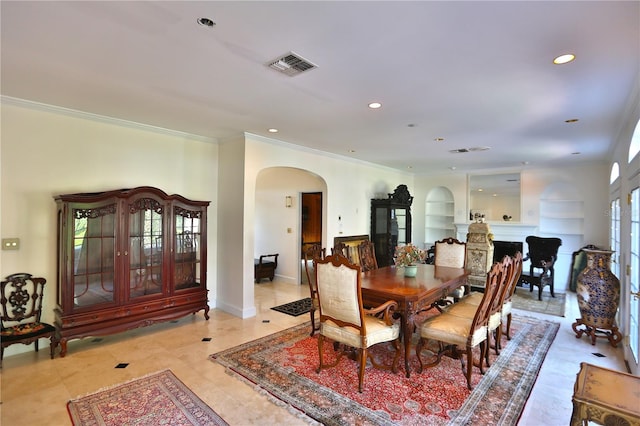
553;53;575;64
268;128;278;133
368;102;382;109
449;166;456;170
565;118;579;123
348;149;356;153
197;17;216;27
434;137;445;142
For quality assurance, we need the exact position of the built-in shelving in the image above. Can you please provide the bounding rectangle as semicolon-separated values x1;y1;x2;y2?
425;187;455;246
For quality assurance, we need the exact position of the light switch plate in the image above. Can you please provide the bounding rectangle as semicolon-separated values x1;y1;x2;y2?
2;238;19;250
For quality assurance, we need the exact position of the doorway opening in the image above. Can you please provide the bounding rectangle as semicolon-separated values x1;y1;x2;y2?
301;192;322;284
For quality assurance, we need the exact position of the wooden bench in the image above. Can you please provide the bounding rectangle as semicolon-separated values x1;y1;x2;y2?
571;362;640;426
254;253;278;283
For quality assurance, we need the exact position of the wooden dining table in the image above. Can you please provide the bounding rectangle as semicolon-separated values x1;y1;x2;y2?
360;263;470;377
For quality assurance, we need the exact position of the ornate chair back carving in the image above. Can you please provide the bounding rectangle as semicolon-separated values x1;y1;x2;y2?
1;273;58;366
357;240;378;272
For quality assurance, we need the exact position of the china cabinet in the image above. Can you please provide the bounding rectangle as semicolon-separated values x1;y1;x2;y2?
54;186;210;356
371;185;412;267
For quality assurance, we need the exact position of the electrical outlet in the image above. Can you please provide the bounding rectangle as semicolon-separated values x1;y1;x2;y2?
2;238;20;250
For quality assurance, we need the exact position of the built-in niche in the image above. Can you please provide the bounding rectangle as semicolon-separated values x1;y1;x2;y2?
425;186;455;246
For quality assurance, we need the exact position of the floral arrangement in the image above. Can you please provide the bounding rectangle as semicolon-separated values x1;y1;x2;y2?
394;243;426;267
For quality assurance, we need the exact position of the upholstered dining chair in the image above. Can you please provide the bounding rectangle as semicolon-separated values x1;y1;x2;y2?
498;252;523;343
304;244;326;336
315;254;401;392
444;255;514;363
357;240;378;272
519;236;562;300
434;238;468;303
1;273;58;367
331;242;352;262
415;260;504;390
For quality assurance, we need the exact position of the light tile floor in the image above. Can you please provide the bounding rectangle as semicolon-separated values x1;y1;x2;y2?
0;280;626;425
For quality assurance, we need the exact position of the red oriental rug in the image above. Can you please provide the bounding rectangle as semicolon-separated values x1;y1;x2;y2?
67;370;228;426
210;315;559;425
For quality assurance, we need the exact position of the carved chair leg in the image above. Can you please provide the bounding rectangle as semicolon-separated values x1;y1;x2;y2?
358;348;367;393
309;308;316;336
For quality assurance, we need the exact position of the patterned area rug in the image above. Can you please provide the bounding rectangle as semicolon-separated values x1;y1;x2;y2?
512;289;566;317
67;370;228;426
271;297;312;317
210;315;559;425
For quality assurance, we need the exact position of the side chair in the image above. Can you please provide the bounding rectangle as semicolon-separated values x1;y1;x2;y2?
1;273;58;367
434;237;468;303
444;255;514;363
357;240;378;272
519;236;562;300
315;254;401;392
416;260;504;390
303;243;326;336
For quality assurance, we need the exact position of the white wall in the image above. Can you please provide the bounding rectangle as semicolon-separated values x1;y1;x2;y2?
413;163;610;293
255;167;326;284
1;100;219;357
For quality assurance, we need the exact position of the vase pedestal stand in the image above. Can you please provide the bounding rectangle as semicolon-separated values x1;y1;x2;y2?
571;319;623;347
573;249;622;348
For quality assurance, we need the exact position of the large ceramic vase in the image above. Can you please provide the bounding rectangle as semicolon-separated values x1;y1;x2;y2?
572;249;623;347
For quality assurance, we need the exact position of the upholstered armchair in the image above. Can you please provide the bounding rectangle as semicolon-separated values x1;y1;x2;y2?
315;254;401;392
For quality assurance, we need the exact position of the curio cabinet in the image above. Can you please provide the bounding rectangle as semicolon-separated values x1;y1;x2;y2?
55;186;210;356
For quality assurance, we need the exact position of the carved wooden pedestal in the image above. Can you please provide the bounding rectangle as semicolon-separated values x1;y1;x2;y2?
465;222;494;288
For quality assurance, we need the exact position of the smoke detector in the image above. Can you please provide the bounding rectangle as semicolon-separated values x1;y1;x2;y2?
267;52;317;76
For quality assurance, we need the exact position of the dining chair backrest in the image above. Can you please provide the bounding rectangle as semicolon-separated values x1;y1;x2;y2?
490;255;514;319
505;251;523;301
316;254;365;333
357;240;378;272
471;260;504;333
434;238;467;269
304;243;326;292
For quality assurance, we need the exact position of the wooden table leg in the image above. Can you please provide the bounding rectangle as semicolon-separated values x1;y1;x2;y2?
402;304;413;378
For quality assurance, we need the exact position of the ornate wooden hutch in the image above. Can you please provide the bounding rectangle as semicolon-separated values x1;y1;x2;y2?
370;185;413;267
54;186;210;356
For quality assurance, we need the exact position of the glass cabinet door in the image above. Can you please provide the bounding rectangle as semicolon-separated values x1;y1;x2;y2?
72;204;117;308
128;198;164;299
173;206;203;290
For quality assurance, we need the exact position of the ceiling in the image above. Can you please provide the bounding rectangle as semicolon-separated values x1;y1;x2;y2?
2;1;639;175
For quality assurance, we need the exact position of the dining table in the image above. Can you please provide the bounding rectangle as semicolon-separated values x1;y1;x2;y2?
360;263;470;377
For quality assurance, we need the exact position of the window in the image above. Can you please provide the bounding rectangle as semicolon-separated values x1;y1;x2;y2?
610;198;620;278
630;119;640;163
610;162;620;184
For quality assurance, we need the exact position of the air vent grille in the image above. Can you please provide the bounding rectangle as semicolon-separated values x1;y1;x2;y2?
267;51;317;76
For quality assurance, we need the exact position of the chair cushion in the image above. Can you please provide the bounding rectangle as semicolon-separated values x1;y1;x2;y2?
1;322;56;341
321;316;400;348
419;313;487;347
459;291;483;305
445;299;501;330
501;300;512;318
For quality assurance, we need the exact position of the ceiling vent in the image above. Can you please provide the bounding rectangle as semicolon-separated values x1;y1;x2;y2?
267;51;317;76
